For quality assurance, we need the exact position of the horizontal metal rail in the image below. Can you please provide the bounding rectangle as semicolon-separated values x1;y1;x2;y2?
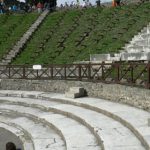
0;62;149;89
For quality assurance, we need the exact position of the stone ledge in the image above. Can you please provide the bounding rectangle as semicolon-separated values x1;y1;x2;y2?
0;79;150;111
65;87;85;98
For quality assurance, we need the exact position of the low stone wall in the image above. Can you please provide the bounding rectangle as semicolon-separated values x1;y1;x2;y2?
0;79;150;111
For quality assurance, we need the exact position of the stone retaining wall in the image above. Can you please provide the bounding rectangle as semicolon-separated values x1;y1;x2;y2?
0;79;150;111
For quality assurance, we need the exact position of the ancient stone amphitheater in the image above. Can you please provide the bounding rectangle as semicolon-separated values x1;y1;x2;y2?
0;1;150;150
0;87;150;150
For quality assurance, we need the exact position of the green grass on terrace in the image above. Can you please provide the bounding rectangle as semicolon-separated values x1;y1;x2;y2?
11;2;150;64
0;13;38;60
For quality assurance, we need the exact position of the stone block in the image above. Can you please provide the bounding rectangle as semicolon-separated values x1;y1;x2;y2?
65;92;81;99
70;87;85;94
90;54;111;61
121;52;150;61
65;87;85;99
90;54;121;62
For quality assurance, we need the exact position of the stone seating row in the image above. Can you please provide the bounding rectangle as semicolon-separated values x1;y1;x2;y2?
90;52;150;62
0;109;66;150
0;121;34;150
0;90;149;150
0;97;101;150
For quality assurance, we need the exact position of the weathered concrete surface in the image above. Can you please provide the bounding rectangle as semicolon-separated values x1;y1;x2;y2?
0;91;150;149
0;79;150;111
121;52;150;61
0;106;100;150
65;87;86;98
0;94;148;150
0;112;66;150
0;127;23;150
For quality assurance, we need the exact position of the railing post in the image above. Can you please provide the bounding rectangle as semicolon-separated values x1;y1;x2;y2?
147;61;150;89
115;62;120;83
51;65;53;79
131;64;134;83
78;64;82;81
22;66;26;79
101;61;105;81
64;65;66;80
8;66;11;79
36;70;39;79
88;63;91;80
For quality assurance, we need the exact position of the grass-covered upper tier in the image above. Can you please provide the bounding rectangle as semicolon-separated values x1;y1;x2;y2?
1;1;150;64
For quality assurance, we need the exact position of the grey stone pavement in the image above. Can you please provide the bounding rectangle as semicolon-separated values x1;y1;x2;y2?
0;90;149;150
0;127;23;150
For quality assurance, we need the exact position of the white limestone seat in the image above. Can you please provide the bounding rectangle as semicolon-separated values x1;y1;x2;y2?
118;23;150;59
132;33;150;40
51;95;150;150
0;90;150;149
0;110;65;150
0;103;100;150
124;46;150;53
0;93;146;150
130;40;149;47
0;121;34;150
51;103;145;150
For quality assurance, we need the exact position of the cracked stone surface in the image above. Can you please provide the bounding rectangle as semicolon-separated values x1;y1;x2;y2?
0;90;150;150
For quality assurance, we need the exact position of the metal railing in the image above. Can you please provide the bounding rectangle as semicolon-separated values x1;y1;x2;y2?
0;62;150;89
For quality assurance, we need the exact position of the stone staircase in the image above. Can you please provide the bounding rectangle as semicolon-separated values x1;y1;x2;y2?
120;23;150;61
0;10;49;65
0;90;150;150
90;23;150;62
124;23;150;53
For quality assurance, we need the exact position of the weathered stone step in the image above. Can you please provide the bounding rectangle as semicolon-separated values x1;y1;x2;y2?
135;33;150;39
50;95;150;150
121;52;150;61
0;121;34;150
0;103;100;150
121;23;150;57
131;35;150;42
0;91;150;149
0;109;65;150
52;104;144;150
124;45;150;53
130;39;150;46
0;95;145;150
